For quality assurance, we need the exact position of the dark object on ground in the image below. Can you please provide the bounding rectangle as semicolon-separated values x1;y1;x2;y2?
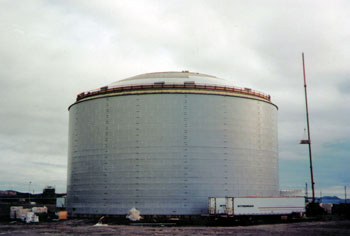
333;204;350;219
306;202;326;216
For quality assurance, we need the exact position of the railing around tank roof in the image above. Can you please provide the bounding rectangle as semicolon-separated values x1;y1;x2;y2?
76;83;271;102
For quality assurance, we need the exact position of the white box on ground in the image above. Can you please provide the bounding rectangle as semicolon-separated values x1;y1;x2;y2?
209;197;305;216
233;197;305;215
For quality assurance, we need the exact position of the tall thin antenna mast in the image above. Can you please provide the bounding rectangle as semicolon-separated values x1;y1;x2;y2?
300;52;316;203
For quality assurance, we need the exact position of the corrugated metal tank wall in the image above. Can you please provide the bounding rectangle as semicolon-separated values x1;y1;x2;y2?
67;93;278;215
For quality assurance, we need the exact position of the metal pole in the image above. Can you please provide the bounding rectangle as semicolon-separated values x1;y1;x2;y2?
302;52;315;203
345;186;347;204
305;182;308;199
28;181;31;202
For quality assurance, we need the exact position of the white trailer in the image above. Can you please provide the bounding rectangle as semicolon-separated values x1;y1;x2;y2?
209;197;305;217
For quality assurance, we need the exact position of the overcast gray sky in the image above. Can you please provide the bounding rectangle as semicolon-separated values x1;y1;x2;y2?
0;0;349;197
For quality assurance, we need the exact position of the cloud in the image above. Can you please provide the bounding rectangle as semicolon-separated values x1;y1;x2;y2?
0;0;349;194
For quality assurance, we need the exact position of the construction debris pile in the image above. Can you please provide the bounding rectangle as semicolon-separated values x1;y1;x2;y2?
10;206;47;223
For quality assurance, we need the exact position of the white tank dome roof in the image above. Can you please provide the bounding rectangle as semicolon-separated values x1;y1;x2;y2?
108;71;235;88
71;71;274;108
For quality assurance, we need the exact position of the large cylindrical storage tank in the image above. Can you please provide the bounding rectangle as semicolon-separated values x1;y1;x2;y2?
67;71;278;216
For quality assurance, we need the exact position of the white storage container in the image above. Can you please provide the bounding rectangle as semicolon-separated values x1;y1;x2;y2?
209;197;305;216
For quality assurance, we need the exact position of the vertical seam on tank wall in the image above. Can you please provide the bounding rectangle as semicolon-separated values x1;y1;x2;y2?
223;97;229;196
135;95;140;205
103;97;109;209
183;94;188;210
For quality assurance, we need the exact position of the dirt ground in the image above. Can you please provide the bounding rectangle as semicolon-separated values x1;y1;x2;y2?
1;219;350;236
